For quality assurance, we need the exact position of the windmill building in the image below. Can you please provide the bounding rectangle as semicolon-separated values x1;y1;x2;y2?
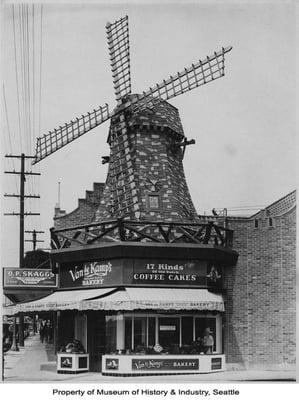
3;16;295;376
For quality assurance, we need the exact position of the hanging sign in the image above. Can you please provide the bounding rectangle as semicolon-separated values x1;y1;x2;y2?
3;268;57;288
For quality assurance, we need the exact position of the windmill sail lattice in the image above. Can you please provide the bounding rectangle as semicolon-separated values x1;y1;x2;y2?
132;46;232;112
32;15;232;165
106;15;131;103
34;104;110;164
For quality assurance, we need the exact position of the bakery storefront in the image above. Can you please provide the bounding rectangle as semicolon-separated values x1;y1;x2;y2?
5;242;237;376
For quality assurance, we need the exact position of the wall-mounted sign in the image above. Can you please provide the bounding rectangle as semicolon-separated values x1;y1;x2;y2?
207;265;222;287
159;325;176;331
211;357;222;370
132;260;207;286
59;258;223;289
106;358;119;370
60;261;122;289
60;357;72;369
132;358;199;371
3;268;57;288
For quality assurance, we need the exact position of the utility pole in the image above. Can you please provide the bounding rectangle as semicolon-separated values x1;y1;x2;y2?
4;153;41;350
25;230;45;250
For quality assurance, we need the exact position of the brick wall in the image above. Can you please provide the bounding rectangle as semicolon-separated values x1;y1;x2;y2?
224;191;296;369
94;97;198;223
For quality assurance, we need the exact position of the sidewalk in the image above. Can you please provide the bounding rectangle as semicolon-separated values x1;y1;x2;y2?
3;334;296;382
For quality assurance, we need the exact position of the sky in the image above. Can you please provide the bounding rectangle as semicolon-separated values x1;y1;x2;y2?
1;0;296;267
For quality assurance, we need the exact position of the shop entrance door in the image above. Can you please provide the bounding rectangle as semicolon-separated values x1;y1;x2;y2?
74;313;87;351
158;317;180;349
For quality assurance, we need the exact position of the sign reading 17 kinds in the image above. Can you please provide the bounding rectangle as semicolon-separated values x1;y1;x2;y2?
133;261;206;285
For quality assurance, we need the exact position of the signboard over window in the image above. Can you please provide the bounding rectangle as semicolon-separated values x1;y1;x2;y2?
132;260;207;286
3;268;57;288
59;258;222;289
59;261;123;289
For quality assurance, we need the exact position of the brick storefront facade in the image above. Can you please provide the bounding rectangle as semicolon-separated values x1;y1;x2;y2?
224;191;296;369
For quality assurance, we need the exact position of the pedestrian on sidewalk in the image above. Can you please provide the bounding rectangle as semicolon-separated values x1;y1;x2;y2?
39;320;46;343
45;320;52;344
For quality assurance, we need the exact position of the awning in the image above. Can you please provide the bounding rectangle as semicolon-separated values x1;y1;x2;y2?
3;287;224;314
3;287;116;315
81;288;225;312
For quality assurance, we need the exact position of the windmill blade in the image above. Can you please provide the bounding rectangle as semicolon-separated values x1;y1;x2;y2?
33;104;110;164
106;15;131;104
132;46;233;112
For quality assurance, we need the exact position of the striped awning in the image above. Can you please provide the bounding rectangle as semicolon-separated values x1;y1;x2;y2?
81;288;224;312
3;287;116;315
3;287;224;314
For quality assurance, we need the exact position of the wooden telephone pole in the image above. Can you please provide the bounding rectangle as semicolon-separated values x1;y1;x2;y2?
25;230;45;250
4;153;41;350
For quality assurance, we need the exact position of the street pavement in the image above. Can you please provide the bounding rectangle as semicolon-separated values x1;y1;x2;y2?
2;334;296;383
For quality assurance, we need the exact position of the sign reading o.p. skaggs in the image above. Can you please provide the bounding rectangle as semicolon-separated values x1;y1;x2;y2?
3;268;57;288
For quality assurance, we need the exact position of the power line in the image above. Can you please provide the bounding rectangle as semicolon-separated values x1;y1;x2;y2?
12;4;23;151
32;4;35;142
38;4;43;136
2;84;18;193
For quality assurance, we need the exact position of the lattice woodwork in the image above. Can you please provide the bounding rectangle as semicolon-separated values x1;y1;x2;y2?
131;47;232;113
106;15;131;103
33;104;110;164
32;13;233;165
51;219;234;249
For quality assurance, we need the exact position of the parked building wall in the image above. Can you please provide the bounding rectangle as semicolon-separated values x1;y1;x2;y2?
224;191;296;369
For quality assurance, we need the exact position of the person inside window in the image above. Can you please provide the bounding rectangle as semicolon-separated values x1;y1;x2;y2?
202;327;214;354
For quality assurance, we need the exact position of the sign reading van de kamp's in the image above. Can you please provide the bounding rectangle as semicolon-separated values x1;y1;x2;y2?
132;260;206;285
132;358;199;371
3;268;57;288
60;261;123;288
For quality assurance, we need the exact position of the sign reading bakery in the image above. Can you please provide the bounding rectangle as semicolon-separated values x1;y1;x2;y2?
132;260;207;286
59;260;123;289
3;268;57;288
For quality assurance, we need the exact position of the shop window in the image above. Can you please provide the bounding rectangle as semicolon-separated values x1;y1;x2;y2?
113;313;222;355
195;317;217;353
148;317;156;347
158;317;180;350
105;315;117;353
181;316;193;347
125;317;132;350
133;317;147;349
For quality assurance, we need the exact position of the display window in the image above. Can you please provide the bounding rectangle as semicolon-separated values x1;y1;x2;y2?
105;312;222;355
